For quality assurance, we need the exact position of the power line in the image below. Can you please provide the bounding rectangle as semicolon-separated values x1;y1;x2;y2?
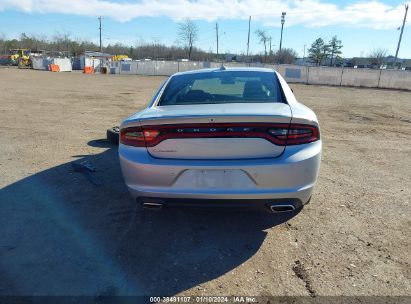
198;28;215;34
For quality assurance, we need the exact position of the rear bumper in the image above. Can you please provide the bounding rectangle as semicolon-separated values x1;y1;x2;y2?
138;197;305;213
119;140;321;204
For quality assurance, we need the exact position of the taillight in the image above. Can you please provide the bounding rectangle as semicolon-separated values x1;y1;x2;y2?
120;123;319;147
285;124;320;145
142;130;160;141
120;127;144;146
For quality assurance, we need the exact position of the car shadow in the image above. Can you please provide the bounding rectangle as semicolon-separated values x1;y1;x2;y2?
0;140;299;296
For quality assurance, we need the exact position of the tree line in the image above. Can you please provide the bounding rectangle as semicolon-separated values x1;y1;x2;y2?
0;32;215;61
0;19;300;64
306;36;393;67
177;20;298;64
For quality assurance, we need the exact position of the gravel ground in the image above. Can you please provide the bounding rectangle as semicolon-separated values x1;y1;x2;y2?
0;68;410;298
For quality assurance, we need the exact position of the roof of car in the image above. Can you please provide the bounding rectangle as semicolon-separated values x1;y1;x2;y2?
172;66;276;76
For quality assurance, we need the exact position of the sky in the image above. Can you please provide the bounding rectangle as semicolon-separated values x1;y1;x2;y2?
0;0;410;58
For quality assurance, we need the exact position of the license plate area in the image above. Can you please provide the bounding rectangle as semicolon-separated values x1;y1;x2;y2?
173;169;255;189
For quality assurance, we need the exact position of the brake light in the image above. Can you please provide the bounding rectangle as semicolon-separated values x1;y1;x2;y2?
120;123;319;147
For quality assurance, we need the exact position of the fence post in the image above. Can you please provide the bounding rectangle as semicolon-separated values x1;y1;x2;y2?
340;66;344;86
306;66;310;85
377;69;382;88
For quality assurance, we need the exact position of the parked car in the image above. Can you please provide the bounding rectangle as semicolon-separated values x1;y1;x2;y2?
119;67;321;213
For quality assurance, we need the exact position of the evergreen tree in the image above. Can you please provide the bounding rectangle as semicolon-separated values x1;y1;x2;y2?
328;36;343;66
308;38;330;66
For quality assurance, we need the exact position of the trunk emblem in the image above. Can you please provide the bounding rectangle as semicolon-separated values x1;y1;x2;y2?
153;149;177;152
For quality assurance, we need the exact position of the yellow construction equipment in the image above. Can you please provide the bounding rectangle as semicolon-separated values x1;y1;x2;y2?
111;54;130;61
9;49;31;67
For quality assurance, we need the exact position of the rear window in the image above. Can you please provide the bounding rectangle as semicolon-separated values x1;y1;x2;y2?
158;71;284;105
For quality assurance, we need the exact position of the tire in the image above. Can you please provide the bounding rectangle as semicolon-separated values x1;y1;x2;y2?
106;126;119;145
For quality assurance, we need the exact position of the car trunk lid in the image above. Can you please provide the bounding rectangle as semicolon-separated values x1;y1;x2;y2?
135;103;292;160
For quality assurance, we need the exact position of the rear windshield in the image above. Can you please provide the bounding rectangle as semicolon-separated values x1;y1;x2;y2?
158;71;284;105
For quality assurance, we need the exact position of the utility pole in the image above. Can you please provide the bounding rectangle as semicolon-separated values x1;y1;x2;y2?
279;12;286;51
98;16;102;52
303;44;306;60
269;36;272;55
394;4;408;68
247;16;251;57
215;23;219;57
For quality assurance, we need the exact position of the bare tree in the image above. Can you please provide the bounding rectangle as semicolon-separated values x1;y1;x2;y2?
178;19;198;60
52;32;71;55
255;29;269;62
368;48;388;67
0;33;5;54
273;48;297;64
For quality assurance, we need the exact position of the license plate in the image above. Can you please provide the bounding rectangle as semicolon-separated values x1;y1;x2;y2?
198;169;227;188
173;169;255;189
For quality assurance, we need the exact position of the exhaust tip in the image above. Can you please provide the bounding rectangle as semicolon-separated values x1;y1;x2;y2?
142;202;164;211
270;204;295;213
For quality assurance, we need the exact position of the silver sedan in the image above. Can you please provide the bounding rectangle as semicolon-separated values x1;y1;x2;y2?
119;67;321;213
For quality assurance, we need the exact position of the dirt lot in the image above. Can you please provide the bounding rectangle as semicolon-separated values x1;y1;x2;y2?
0;68;410;298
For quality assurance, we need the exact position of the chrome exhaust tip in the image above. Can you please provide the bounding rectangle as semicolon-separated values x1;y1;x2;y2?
270;204;295;213
142;202;164;210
